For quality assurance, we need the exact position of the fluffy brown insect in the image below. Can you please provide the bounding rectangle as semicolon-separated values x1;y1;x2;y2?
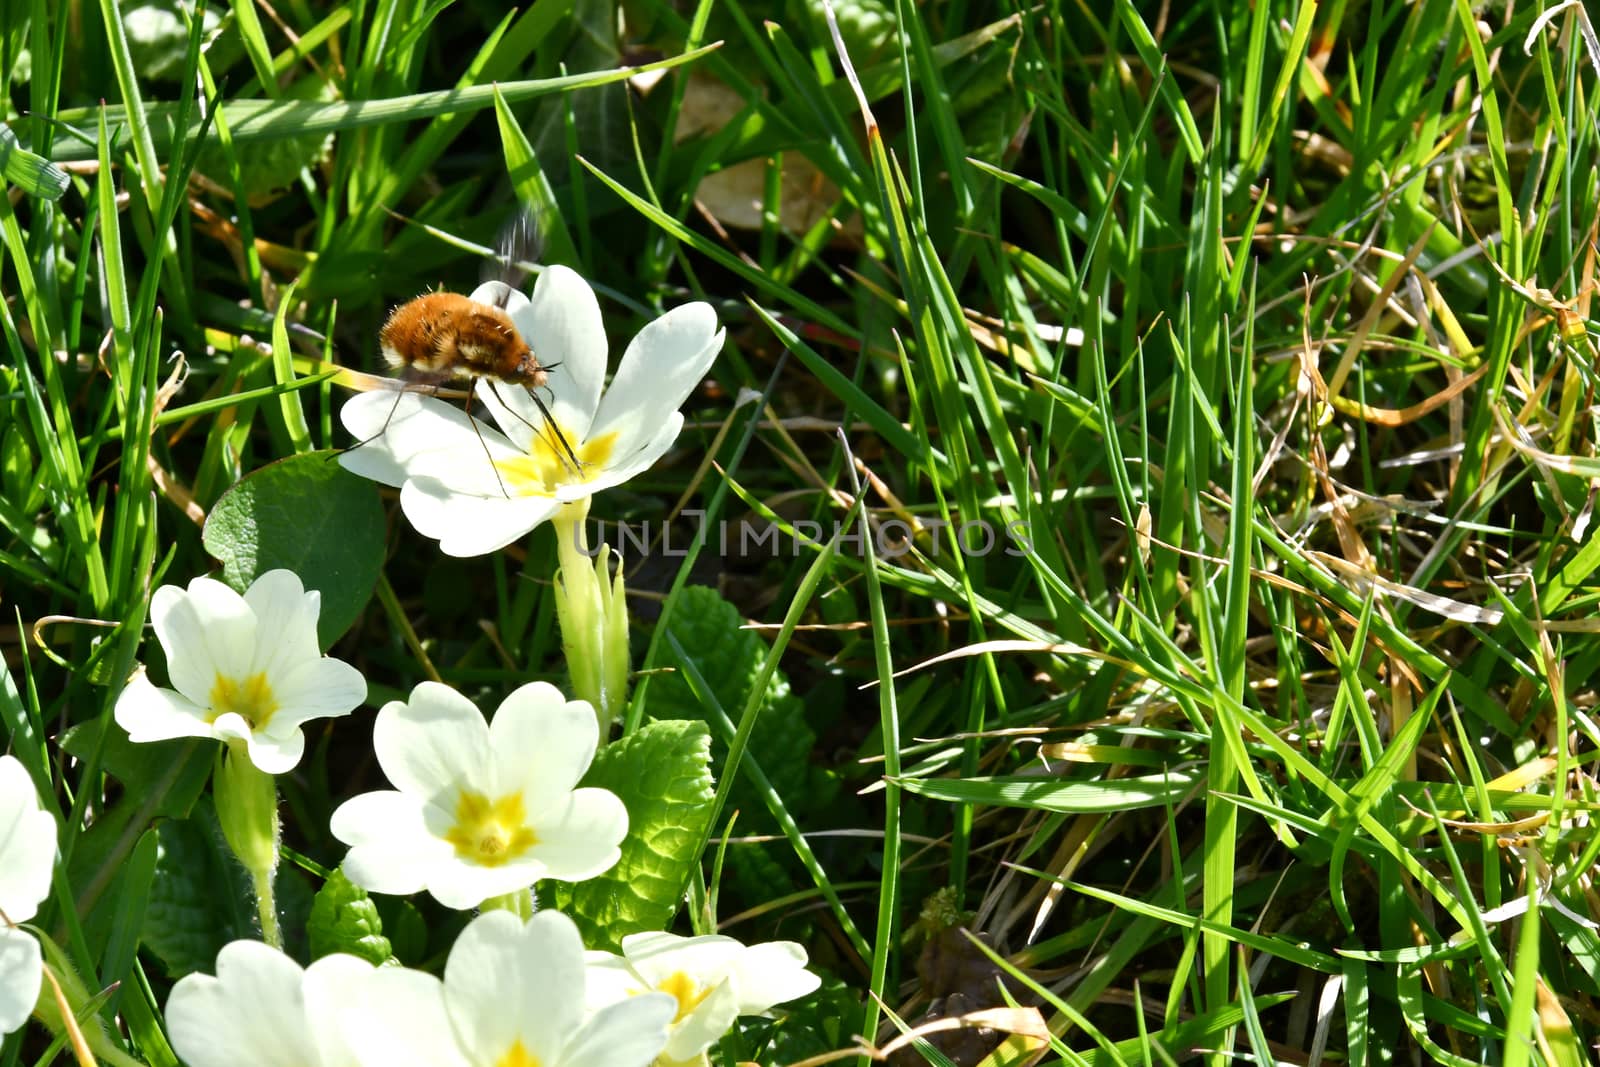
346;208;584;484
378;289;550;389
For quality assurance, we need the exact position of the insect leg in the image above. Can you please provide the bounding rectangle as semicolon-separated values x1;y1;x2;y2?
523;387;586;474
483;380;586;476
462;386;515;499
333;383;410;460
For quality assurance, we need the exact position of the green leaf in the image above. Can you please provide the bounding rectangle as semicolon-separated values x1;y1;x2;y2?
141;799;255;978
0;123;68;200
543;719;715;950
649;585;822;807
308;868;393;965
40;50;720;163
648;585;831;904
193;78;335;196
1;421;34;505
894;767;1205;813
492;87;578;266
58;719;211;820
123;0;222;81
201;451;384;649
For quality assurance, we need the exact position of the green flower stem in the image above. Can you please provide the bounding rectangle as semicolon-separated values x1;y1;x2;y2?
479;888;536;919
251;868;282;950
552;500;631;737
214;745;283;949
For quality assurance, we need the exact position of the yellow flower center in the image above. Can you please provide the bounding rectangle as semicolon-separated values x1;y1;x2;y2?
207;672;278;729
493;422;618;497
494;1040;541;1067
658;970;713;1024
443;789;539;866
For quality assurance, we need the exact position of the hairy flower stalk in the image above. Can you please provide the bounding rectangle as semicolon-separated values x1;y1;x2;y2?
552;499;631;737
214;745;283;948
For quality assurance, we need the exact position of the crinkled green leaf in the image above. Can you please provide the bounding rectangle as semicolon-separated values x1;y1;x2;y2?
726;838;797;920
743;975;855;1064
141;799;256;978
649;585;820;806
202;451;384;649
543;719;714;950
123;0;222;81
194;77;335;195
141;797;313;977
374;898;430;966
798;0;896;63
309;868;393;965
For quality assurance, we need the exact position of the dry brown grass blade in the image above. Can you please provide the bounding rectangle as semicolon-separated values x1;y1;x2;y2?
1327;362;1487;426
1300;286;1375;570
1308;550;1504;625
1324;225;1436;402
41;964;97;1067
1495;406;1600;478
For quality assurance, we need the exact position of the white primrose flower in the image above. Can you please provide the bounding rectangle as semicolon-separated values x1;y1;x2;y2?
329;681;627;909
164;940;376;1067
585;931;821;1064
338;265;724;557
0;755;56;1037
113;570;367;774
343;910;676;1067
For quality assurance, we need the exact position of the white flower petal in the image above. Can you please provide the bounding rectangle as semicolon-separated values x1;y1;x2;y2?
582;951;650;1014
343;967;471;1067
0;927;41;1037
0;757;55;928
372;683;490;800
241;728;307;775
572;412;685;499
113;675;215;746
152;577;258;707
331;791;444;897
467;280;529;315
510;265;608;440
209;711;255;746
588;303;721;459
242;570;321;673
165;941;324;1067
665;977;739;1061
403;435;535;499
267;657;368;735
527;788;628;882
477;379;542;455
561;992;676;1067
732;941;821;1011
399;476;561;556
620;933;744;985
487;683;597;806
303;954;379;1067
339;390;504;488
420;861;531;910
446;911;583;1064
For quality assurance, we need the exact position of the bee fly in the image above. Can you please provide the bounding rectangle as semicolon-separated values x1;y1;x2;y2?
351;209;585;486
